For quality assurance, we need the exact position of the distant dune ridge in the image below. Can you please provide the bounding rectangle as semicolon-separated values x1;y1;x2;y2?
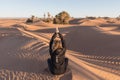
0;18;120;80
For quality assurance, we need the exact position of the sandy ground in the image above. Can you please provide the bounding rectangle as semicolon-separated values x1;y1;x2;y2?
0;28;55;80
0;19;120;80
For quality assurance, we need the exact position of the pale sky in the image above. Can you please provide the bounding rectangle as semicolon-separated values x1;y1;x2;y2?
0;0;120;18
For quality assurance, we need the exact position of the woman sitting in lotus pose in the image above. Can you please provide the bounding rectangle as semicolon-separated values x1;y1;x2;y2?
48;29;68;75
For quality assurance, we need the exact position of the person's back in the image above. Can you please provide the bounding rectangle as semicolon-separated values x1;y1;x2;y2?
48;29;68;75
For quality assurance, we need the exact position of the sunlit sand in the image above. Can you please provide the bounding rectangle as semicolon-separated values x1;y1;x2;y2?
0;18;120;80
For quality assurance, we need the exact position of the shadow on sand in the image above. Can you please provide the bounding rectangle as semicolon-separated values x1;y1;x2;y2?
32;25;120;56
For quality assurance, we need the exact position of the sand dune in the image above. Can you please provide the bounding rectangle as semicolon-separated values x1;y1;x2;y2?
0;27;72;80
70;18;120;27
0;28;58;80
18;26;120;80
80;19;107;26
70;18;108;26
0;19;25;28
32;25;120;56
0;19;120;80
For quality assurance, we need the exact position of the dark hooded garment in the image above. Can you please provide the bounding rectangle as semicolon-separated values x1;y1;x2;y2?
48;32;68;75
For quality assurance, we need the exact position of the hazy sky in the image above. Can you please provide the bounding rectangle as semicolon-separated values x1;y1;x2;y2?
0;0;120;18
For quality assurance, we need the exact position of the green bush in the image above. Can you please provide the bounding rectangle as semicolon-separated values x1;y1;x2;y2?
26;18;33;23
54;11;70;24
53;18;60;24
43;18;53;23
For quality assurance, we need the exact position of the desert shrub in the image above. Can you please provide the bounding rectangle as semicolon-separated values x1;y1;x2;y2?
86;16;96;20
53;18;60;24
54;11;70;24
31;15;35;20
26;18;33;23
46;18;53;23
25;15;40;23
103;17;110;19
43;18;53;23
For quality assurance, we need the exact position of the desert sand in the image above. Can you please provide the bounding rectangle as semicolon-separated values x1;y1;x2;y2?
0;18;120;80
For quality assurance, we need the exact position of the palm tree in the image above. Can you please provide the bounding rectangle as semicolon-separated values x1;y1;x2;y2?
44;13;46;19
48;12;51;18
